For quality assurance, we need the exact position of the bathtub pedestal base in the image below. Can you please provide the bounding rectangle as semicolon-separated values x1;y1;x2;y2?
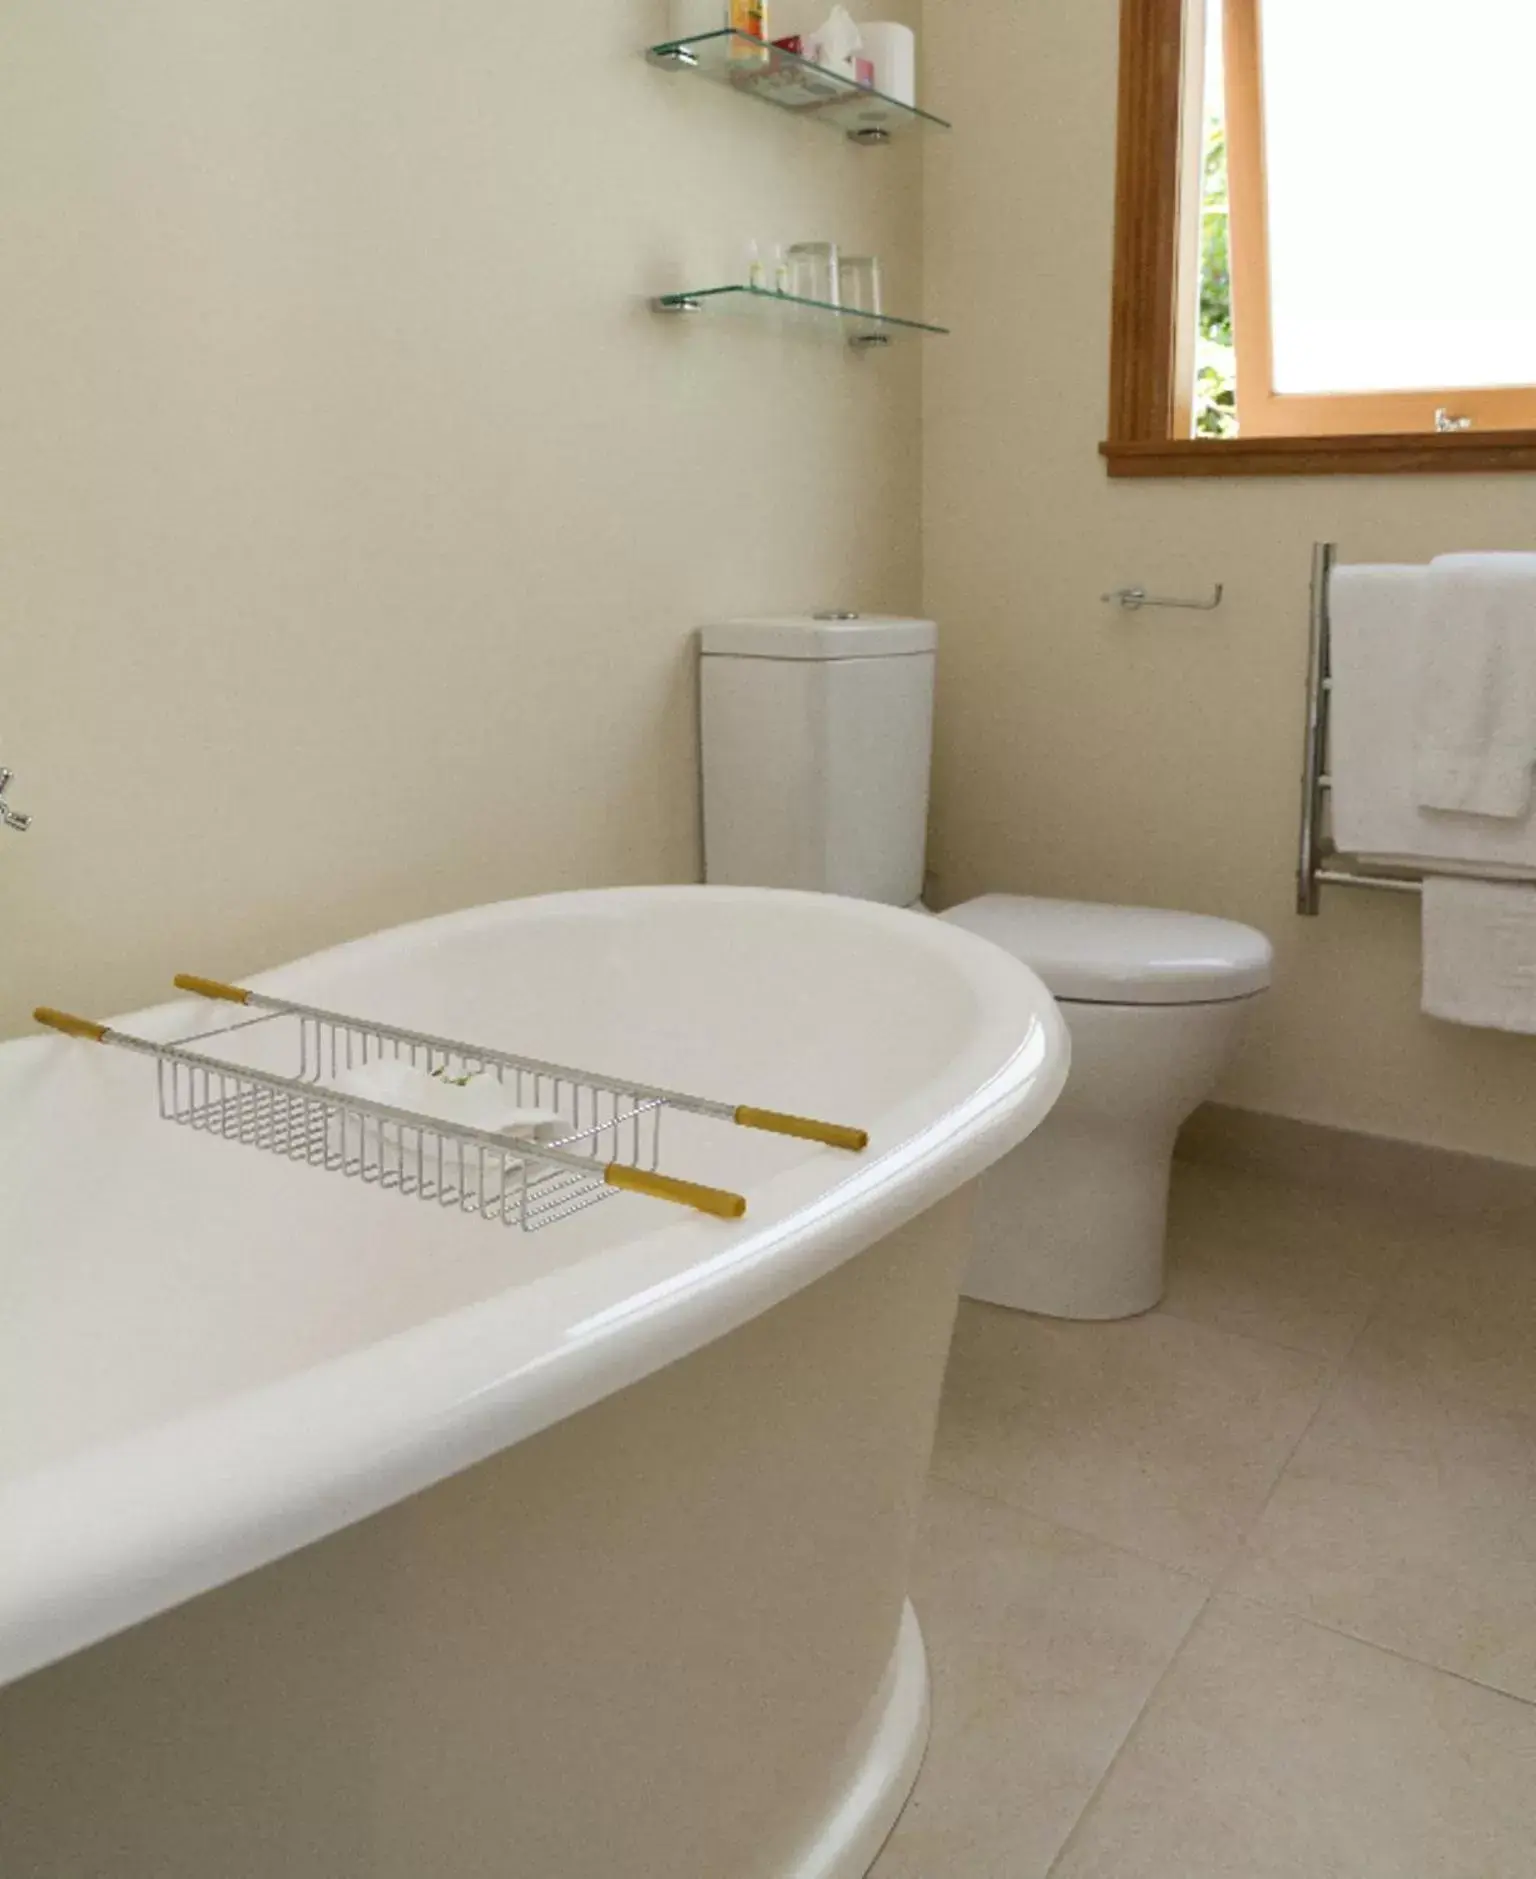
786;1600;931;1879
0;1192;968;1879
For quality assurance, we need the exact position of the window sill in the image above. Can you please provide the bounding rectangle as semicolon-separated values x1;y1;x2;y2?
1100;431;1536;478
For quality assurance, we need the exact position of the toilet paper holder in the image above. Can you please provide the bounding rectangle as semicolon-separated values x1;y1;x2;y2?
1101;583;1224;613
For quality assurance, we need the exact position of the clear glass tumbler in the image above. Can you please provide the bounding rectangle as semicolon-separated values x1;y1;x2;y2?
785;241;840;305
838;254;883;317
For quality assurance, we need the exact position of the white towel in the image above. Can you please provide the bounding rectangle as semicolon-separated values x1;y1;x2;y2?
1329;565;1536;872
1415;552;1536;820
1422;877;1536;1033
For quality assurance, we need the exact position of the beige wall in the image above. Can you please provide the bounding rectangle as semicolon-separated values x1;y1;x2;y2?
923;0;1536;1166
14;0;1527;1166
0;0;922;1040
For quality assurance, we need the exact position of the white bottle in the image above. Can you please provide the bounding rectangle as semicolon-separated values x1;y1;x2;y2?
746;240;767;290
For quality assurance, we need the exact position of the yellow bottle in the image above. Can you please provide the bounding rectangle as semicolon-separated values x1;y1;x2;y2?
727;0;767;65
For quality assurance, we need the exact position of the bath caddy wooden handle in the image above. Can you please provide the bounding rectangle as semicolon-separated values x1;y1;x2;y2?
604;1165;748;1219
734;1108;869;1152
173;974;252;1005
33;1007;110;1042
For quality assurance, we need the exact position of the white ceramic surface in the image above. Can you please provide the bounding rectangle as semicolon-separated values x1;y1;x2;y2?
700;616;936;907
936;895;1268;1320
961;997;1255;1319
940;895;1275;1006
700;616;939;660
0;885;1066;1688
785;1601;932;1879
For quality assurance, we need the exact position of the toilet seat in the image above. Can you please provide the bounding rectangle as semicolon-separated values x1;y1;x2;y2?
940;895;1273;1006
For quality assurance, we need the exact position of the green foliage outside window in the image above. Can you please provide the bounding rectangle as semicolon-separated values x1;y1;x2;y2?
1195;119;1238;437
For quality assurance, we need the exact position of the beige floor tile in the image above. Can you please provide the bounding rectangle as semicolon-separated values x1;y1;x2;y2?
870;1482;1207;1879
1226;1345;1536;1701
1051;1597;1536;1879
1360;1226;1536;1418
930;1303;1331;1579
1160;1163;1408;1359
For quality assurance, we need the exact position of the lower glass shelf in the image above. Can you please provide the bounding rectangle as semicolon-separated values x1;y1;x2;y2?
652;284;948;347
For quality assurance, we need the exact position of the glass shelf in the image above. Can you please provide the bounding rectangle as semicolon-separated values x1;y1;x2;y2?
645;30;949;144
652;284;948;347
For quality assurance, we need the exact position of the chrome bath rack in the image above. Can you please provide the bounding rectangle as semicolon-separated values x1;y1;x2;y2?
34;976;869;1233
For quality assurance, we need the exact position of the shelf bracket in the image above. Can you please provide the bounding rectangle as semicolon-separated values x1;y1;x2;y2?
646;44;700;71
848;331;893;352
653;295;705;316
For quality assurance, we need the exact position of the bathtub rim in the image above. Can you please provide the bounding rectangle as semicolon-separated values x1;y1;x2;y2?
0;885;1067;1689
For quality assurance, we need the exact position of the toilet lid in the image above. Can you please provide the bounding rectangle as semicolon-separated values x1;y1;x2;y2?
939;895;1273;1005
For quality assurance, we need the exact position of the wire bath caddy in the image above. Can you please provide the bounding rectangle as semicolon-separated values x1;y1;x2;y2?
34;976;870;1234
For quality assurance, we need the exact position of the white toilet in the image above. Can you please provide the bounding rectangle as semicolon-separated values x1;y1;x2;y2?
936;895;1270;1317
699;613;1273;1320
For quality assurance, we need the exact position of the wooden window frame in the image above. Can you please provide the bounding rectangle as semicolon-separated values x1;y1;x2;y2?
1100;0;1536;477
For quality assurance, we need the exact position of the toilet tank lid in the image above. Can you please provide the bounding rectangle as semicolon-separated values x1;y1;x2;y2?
700;615;938;660
939;895;1274;1005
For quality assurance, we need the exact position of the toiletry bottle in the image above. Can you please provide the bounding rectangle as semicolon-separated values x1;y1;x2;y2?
773;244;791;295
746;240;767;290
728;0;768;64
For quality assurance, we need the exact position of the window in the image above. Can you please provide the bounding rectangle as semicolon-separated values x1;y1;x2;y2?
1102;0;1536;475
1224;0;1536;436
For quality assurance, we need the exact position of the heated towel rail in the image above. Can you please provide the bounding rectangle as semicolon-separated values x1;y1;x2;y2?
1297;540;1449;916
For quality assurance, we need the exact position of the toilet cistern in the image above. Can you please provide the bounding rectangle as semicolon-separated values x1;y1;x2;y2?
699;613;937;908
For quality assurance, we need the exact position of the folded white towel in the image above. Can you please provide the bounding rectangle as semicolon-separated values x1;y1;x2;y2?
1421;877;1536;1034
1415;552;1536;820
1329;565;1536;872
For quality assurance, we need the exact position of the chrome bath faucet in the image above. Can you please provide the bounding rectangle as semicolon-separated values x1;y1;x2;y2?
0;762;31;832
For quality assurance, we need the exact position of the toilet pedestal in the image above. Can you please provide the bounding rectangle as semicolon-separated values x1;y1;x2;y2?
955;983;1259;1320
966;1126;1175;1320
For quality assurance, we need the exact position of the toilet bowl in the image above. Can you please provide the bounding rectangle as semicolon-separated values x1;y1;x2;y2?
696;613;1275;1319
939;895;1272;1318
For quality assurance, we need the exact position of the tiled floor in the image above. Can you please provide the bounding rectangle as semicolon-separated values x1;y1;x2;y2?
871;1160;1536;1878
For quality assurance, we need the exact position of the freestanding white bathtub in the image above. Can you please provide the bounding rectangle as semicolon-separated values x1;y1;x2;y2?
0;886;1066;1879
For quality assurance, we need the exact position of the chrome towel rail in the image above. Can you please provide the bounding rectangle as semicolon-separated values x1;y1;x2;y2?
1295;542;1338;915
1295;540;1522;914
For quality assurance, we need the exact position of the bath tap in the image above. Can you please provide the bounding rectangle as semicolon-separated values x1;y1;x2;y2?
0;765;31;832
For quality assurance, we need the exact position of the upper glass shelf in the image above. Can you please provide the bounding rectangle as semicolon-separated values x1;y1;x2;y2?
645;30;950;144
652;284;948;347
